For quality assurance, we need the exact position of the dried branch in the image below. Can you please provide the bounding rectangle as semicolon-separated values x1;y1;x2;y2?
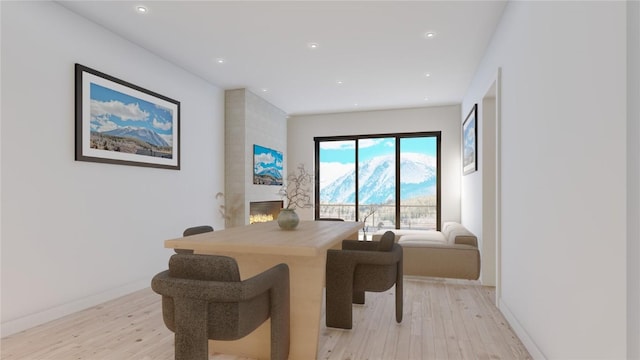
216;191;242;224
278;164;314;209
360;204;379;223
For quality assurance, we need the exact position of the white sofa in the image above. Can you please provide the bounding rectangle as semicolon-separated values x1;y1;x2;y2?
372;222;480;280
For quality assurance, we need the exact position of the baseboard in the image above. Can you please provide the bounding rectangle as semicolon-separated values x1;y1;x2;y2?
499;298;546;360
1;278;150;337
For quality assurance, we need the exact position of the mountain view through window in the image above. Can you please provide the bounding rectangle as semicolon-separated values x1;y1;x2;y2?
315;132;440;237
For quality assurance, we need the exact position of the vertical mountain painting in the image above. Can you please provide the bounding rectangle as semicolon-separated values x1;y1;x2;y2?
253;145;283;185
462;104;477;175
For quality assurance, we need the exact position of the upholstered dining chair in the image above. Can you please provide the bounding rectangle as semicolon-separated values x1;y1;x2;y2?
175;225;214;254
182;225;214;236
325;231;403;329
151;253;290;360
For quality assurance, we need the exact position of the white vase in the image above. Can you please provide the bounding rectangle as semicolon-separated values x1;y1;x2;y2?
277;208;299;230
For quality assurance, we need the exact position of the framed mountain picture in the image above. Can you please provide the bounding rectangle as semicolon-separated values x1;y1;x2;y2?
253;144;283;185
462;104;477;175
75;64;180;170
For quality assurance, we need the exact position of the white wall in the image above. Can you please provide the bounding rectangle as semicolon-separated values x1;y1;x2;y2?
463;2;628;358
628;1;640;358
288;105;461;223
1;1;225;335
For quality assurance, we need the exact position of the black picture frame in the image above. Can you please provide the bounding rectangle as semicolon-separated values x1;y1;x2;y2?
75;64;180;170
462;104;478;175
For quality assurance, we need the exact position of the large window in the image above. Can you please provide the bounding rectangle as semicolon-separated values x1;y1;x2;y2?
315;132;441;236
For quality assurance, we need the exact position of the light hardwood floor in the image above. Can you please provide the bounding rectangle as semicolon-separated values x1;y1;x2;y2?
1;277;531;360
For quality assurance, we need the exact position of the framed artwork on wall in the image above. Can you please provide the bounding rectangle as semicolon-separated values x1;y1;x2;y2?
253;144;283;185
462;104;478;175
75;64;180;170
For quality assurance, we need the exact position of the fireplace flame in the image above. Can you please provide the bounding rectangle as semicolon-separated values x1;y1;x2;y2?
250;214;274;224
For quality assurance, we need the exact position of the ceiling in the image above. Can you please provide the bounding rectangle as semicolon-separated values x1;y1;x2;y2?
57;1;507;116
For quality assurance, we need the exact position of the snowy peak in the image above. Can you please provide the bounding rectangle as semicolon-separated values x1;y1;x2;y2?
256;167;282;179
320;153;436;204
103;127;169;147
400;153;436;184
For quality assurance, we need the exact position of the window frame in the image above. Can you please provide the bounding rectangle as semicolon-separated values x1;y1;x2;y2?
314;131;442;231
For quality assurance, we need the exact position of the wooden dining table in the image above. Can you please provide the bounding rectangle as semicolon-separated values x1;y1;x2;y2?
164;220;363;360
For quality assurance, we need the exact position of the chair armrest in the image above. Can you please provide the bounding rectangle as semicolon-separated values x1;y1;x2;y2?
151;263;289;302
327;244;402;266
241;263;289;300
341;240;380;251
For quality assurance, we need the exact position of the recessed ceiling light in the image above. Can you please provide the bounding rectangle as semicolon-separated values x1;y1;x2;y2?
216;58;225;64
425;72;431;78
354;103;359;107
308;42;320;49
136;6;148;14
424;32;436;39
336;80;343;85
424;96;430;101
261;88;268;92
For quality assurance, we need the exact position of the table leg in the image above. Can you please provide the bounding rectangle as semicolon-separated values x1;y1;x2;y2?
195;251;327;360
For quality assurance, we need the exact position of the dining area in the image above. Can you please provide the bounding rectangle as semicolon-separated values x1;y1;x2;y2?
154;220;364;360
1;218;528;360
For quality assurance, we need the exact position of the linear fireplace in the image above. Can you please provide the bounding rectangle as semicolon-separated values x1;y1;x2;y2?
249;201;283;224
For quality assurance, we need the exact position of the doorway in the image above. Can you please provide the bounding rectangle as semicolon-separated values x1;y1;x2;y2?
481;69;502;304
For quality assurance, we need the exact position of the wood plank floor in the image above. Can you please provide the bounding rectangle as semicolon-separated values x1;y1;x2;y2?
1;277;531;359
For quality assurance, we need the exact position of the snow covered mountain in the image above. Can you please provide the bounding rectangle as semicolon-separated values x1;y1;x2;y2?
102;127;169;147
255;167;282;180
320;153;436;204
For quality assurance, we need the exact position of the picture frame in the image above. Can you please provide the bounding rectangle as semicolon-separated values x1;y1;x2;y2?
253;144;283;185
462;104;478;175
75;64;180;170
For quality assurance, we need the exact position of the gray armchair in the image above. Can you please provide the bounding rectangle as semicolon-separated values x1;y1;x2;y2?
151;253;290;360
325;231;403;329
175;226;214;254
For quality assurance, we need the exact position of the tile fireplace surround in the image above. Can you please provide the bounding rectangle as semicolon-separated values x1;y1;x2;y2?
224;89;288;227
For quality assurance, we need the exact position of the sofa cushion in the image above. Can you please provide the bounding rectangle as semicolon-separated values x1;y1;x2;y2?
397;233;447;246
372;229;439;242
441;221;456;234
372;223;478;248
441;222;458;239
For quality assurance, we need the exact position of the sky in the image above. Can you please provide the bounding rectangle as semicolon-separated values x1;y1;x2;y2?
319;136;437;186
319;137;437;163
253;144;283;174
89;83;174;145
